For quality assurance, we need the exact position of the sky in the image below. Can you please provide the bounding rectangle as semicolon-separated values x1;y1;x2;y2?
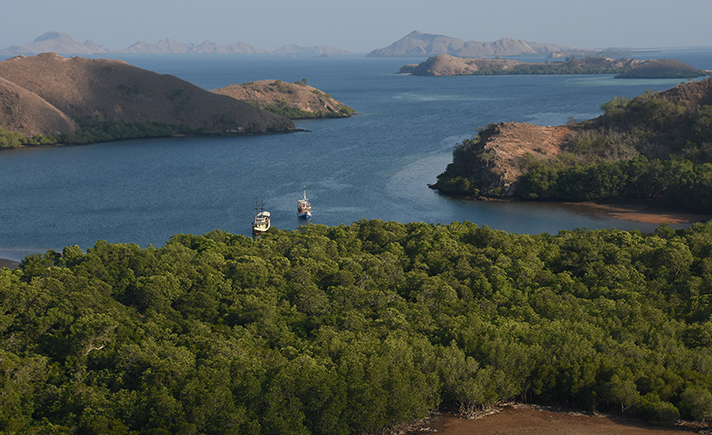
2;0;711;53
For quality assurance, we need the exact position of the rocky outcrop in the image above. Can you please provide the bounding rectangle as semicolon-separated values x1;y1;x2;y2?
0;53;295;139
212;80;354;119
432;122;572;197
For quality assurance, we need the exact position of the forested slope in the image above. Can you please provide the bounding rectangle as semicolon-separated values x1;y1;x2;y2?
3;220;712;433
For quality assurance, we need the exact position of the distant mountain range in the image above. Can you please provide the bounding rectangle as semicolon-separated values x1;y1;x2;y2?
1;31;609;58
367;30;588;58
0;32;351;56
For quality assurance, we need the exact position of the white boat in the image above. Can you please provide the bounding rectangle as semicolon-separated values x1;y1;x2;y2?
252;197;270;236
297;189;312;219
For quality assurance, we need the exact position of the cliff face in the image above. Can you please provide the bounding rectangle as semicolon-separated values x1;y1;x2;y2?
211;80;354;119
0;53;295;138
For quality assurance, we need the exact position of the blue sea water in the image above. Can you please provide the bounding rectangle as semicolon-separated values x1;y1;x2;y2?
1;49;712;260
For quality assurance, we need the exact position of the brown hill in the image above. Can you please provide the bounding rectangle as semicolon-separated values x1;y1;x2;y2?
433;122;571;196
400;54;524;76
658;75;712;107
212;80;355;119
616;59;710;79
0;53;295;140
402;55;707;78
0;76;78;136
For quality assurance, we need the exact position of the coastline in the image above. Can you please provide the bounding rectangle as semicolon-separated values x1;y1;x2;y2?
403;404;702;435
0;258;20;269
1;199;707;271
565;198;712;225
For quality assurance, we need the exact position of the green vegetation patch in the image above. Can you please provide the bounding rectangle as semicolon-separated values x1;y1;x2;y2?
252;100;355;120
5;220;712;433
62;117;185;145
0;127;58;148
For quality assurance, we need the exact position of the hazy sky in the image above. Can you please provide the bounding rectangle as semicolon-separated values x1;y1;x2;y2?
2;0;711;53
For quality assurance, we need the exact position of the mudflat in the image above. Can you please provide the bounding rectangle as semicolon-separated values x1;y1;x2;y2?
570;199;712;225
404;406;703;435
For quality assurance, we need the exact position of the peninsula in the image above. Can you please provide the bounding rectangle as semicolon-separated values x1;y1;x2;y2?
212;79;355;119
400;54;709;78
430;77;712;214
0;53;296;147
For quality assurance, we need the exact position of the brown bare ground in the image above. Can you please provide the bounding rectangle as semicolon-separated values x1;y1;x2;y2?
569;199;712;225
401;406;705;435
211;80;352;118
473;122;571;195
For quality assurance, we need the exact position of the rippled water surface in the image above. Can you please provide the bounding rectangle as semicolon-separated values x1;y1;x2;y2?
1;49;711;259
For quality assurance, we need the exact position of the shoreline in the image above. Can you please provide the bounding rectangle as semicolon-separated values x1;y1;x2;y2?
403;404;703;435
0;258;20;269
564;198;712;225
1;200;708;270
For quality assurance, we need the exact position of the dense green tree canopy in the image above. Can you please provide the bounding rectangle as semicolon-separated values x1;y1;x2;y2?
2;220;712;433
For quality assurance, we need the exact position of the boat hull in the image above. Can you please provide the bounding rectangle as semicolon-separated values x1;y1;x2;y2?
252;210;271;236
297;190;312;219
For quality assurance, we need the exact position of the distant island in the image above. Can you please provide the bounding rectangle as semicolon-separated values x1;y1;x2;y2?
0;32;351;56
430;76;712;214
2;30;624;59
367;30;600;58
0;53;297;148
399;54;709;78
212;79;355;119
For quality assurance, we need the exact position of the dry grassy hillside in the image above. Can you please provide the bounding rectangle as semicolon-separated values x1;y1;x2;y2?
212;79;354;119
431;77;712;202
402;54;524;76
0;76;78;136
0;53;295;140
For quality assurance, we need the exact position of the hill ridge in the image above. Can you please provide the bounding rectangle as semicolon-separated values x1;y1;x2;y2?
0;53;295;140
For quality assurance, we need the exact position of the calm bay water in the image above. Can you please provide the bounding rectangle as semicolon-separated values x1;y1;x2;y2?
1;49;712;260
